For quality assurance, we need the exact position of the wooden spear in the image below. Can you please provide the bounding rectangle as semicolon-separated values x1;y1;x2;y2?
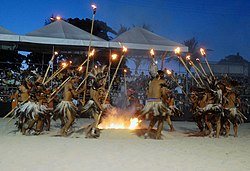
96;46;127;127
83;5;97;104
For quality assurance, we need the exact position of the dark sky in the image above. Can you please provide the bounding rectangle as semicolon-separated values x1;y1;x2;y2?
1;0;250;61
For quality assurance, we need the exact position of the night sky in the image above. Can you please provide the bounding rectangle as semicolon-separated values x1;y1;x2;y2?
1;0;250;61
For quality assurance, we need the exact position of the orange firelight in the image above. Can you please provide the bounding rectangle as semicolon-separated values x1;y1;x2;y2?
61;62;67;68
111;54;118;60
166;69;172;75
150;49;155;57
122;46;128;53
174;47;181;55
200;48;206;56
89;49;95;57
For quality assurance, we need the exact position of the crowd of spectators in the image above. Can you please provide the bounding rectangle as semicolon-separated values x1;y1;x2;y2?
1;67;250;115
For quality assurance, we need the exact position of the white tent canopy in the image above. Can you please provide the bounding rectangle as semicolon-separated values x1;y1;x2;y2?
0;26;19;50
0;21;109;52
109;27;188;55
0;26;19;42
21;20;109;49
0;23;187;54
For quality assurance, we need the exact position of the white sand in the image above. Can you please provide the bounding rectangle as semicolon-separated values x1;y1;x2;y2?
1;118;250;171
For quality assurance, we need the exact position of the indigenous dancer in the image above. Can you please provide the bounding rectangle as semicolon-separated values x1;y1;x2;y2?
17;75;46;135
11;80;30;131
222;79;247;137
54;76;83;136
164;92;184;131
139;70;170;139
198;77;223;137
82;66;106;138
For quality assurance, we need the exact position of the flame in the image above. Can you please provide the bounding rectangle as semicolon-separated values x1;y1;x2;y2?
94;65;98;69
78;66;83;71
111;54;117;60
200;48;206;56
91;4;97;10
122;46;128;53
186;55;191;60
54;51;58;55
166;69;172;75
61;62;67;68
98;108;141;129
129;118;141;129
89;49;95;57
150;49;155;56
174;47;181;55
124;68;127;73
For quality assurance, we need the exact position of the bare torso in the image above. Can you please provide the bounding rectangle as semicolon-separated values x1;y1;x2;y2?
147;78;166;99
18;85;29;102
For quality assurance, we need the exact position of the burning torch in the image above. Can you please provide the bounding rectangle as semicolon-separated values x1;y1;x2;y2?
42;51;58;84
96;46;128;127
174;47;201;87
186;55;205;85
83;4;97;104
200;48;215;79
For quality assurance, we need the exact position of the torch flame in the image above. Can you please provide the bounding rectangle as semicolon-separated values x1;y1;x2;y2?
150;49;155;56
124;68;127;73
186;55;191;60
122;46;128;53
175;47;181;55
91;4;97;10
166;69;172;75
61;62;67;68
200;48;206;56
111;54;118;60
89;49;95;57
54;51;58;55
78;66;83;71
